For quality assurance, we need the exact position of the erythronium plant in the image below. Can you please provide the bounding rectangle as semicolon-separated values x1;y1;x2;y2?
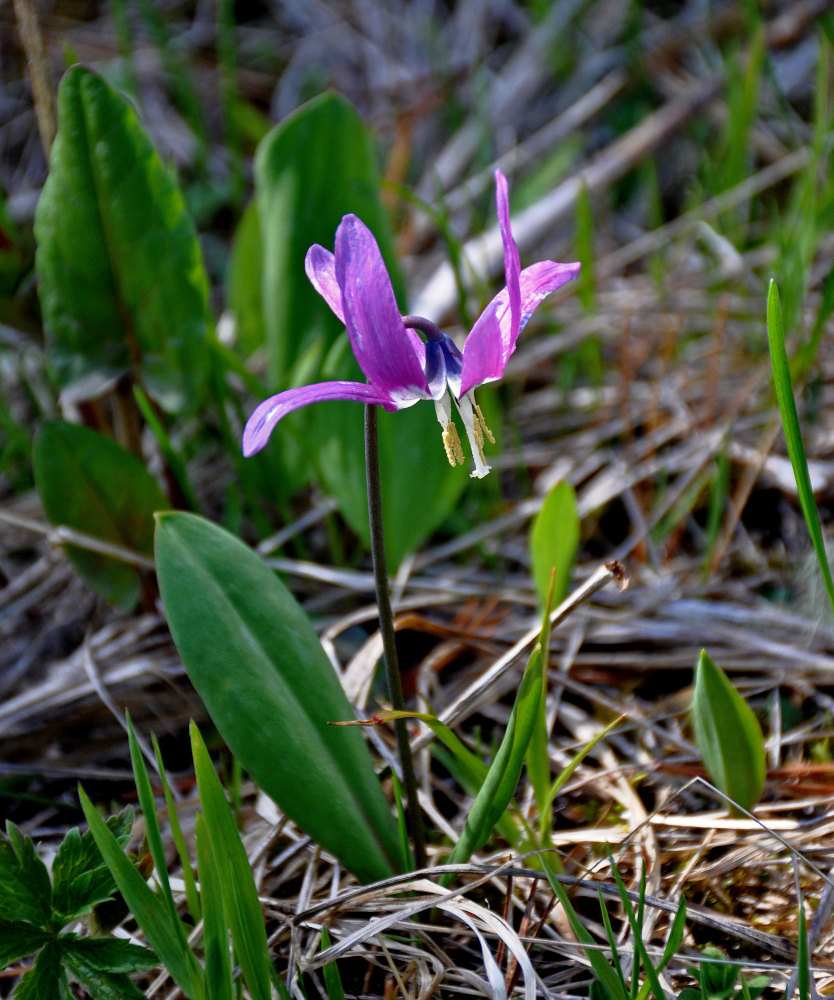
243;169;578;870
243;169;580;477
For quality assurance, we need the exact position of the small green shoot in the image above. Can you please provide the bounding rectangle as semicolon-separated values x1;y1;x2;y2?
691;650;766;814
767;279;834;619
679;946;770;1000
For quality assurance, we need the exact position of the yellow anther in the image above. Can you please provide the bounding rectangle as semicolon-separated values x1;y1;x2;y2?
442;422;464;467
475;404;495;444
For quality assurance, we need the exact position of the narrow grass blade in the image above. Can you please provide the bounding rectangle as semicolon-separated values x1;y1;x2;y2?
321;927;346;1000
195;813;234;1000
447;645;543;867
78;787;204;998
125;716;180;931
608;862;665;1000
767;279;834;618
795;903;810;1000
542;857;627;1000
152;733;201;924
191;723;273;1000
527;570;557;841
597;889;628;996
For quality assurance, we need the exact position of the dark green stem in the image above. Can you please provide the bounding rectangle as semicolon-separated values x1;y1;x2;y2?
364;404;426;870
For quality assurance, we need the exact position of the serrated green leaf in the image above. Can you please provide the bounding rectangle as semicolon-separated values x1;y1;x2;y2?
34;65;210;413
0;823;52;926
192;726;270;1000
62;944;149;1000
78;788;204;999
0;918;51;968
530;480;579;609
692;650;766;814
33;421;168;609
155;512;401;882
13;941;71;1000
62;936;156;974
52;810;132;922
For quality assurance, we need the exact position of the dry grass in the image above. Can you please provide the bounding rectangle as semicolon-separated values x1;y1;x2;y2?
2;1;834;997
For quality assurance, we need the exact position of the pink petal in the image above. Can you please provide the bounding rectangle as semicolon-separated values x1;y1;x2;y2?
243;380;395;457
335;216;431;405
495;169;521;345
460;260;580;397
305;244;345;323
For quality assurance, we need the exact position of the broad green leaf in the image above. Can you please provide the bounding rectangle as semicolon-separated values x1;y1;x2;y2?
530;480;579;609
34;65;210;413
448;645;543;868
767;280;834;619
254;91;403;386
0;918;51;968
33;421;168;608
194;814;234;1000
0;823;52;926
13;941;71;1000
192;725;271;1000
155;512;400;881
78;788;204;999
51;810;133;920
226;198;264;358
692;650;766;814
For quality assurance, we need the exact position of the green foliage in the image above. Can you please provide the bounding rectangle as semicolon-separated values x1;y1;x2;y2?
446;643;543;868
767;280;834;619
691;650;766;813
33;420;168;608
154;510;402;881
81;718;278;1000
34;65;210;414
248;92;467;567
679;946;770;1000
543;855;687;1000
320;927;346;1000
0;812;156;1000
529;480;580;609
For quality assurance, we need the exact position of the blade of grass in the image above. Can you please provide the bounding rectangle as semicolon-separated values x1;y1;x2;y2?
541;856;628;1000
195;813;234;1000
320;927;346;1000
78;786;204;999
152;733;201;924
190;723;273;1000
766;279;834;618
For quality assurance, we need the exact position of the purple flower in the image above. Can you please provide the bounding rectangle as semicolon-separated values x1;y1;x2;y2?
243;170;579;478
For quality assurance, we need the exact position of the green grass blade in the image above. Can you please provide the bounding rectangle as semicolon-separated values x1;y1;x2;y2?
795;903;810;1000
609;861;665;1000
597;888;628;996
191;723;273;1000
767;279;834;618
541;857;627;1000
195;813;234;1000
447;645;543;867
320;927;346;1000
152;733;201;924
78;787;204;998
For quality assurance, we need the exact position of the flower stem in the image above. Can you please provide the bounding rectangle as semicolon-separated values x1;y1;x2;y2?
364;404;426;870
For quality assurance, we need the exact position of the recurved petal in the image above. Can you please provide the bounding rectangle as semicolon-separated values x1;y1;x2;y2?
243;380;395;457
335;215;431;405
459;260;580;397
495;169;521;342
305;244;345;322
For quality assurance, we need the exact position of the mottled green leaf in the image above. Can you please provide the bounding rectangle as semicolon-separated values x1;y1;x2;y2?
13;941;71;1000
34;65;210;412
0;918;51;968
0;823;52;926
51;810;133;921
33;420;168;608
